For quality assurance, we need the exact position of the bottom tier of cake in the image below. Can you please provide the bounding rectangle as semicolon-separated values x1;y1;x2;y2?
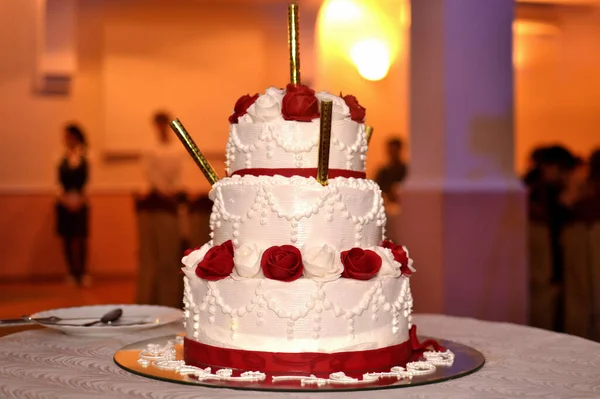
182;273;414;374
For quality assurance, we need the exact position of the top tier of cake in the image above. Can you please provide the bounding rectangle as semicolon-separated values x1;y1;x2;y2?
225;85;368;177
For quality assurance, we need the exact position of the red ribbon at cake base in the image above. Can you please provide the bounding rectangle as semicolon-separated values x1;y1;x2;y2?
184;325;444;375
230;168;366;180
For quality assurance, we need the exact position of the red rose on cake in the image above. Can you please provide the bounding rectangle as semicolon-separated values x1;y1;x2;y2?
229;93;259;123
341;248;382;280
382;240;415;276
195;240;235;281
261;245;304;282
282;84;320;122
341;94;366;123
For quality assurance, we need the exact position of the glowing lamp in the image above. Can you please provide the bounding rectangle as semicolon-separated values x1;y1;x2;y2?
318;0;402;82
350;39;391;81
322;0;362;22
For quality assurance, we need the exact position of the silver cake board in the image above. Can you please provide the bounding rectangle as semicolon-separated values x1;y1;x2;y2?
114;334;485;392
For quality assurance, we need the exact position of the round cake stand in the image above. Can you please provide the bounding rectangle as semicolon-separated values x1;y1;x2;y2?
114;334;484;392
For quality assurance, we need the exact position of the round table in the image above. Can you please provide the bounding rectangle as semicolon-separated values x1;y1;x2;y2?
0;314;598;398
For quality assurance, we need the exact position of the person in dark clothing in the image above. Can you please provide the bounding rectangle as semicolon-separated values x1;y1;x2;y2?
560;149;600;340
590;149;600;182
523;146;549;222
540;146;577;278
375;138;408;203
523;147;547;187
56;124;90;287
527;144;577;331
563;149;600;223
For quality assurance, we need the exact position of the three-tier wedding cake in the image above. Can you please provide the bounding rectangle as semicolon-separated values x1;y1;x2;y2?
179;84;427;376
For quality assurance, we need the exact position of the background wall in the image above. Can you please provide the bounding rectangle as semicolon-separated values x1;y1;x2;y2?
315;0;411;175
0;0;293;279
515;4;600;172
0;0;599;280
0;0;296;194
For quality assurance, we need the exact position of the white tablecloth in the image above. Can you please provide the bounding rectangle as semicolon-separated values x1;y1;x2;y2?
0;314;599;399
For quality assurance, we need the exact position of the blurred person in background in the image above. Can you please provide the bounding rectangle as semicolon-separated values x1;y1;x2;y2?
135;111;186;308
533;145;577;281
376;137;408;205
560;149;600;340
56;124;90;287
584;149;600;205
376;137;408;243
523;146;548;223
523;146;547;188
526;144;577;332
559;156;588;209
142;112;185;200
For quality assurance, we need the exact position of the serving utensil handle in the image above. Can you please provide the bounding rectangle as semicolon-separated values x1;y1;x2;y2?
0;317;32;327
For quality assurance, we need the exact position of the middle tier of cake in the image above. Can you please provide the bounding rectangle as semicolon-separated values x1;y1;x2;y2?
209;175;386;250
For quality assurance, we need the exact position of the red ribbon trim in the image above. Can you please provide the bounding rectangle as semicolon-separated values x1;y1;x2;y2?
230;168;366;180
184;325;444;376
409;324;446;354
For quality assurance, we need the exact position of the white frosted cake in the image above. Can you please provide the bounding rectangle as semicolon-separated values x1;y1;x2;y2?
181;84;425;376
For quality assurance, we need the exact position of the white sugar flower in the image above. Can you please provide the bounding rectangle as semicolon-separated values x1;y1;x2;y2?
302;244;343;282
402;245;416;274
181;243;211;269
374;246;401;278
316;92;350;121
232;243;262;279
246;87;284;122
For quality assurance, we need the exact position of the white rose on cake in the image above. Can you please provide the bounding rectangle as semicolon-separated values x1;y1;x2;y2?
302;244;343;282
246;87;285;123
232;243;262;279
402;245;416;274
374;246;401;278
181;243;211;269
265;86;285;97
316;92;350;121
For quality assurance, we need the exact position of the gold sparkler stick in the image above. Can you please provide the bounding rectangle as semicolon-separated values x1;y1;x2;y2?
317;100;333;186
365;126;374;145
288;3;301;85
170;118;219;186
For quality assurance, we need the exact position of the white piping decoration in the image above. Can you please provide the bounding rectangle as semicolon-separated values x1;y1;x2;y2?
226;118;367;174
224;126;234;176
137;337;266;382
405;281;414;329
423;350;456;367
405;361;437;375
270;124;318;154
272;367;412;386
137;336;184;367
183;276;191;329
270;354;454;386
208;175;385;248
331;123;366;170
186;277;411;344
179;368;266;382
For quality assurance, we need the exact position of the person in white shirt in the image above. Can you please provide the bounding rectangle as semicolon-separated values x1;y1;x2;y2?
135;111;186;307
142;112;184;197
